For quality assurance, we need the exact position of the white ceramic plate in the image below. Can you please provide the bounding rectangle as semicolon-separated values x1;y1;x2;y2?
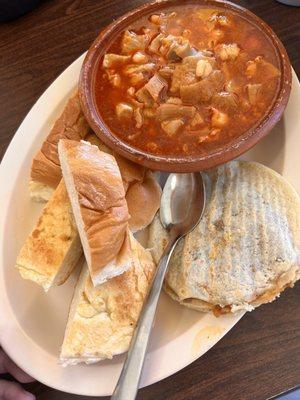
0;53;299;397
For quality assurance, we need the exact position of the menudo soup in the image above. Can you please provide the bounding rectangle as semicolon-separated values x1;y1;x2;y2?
94;6;280;157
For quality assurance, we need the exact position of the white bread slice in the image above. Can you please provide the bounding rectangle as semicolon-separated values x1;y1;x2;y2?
60;233;156;365
58;139;131;286
148;161;300;315
30;92;90;191
16;180;82;291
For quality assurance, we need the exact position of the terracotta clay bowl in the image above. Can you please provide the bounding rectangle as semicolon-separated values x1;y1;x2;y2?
79;0;292;172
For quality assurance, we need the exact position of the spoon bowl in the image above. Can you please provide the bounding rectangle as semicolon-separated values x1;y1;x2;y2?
160;172;208;236
112;172;208;400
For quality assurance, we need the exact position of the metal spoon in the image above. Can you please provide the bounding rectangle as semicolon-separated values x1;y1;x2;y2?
111;172;208;400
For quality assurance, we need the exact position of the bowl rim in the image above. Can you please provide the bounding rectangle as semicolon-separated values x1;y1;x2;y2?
79;0;292;172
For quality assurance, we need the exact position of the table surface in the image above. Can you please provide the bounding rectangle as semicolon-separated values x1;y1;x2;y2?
1;0;300;399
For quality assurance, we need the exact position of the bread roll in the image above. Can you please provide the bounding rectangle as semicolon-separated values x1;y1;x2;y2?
148;161;300;314
30;92;90;194
30;128;161;232
58;139;131;286
16;180;82;291
60;234;156;365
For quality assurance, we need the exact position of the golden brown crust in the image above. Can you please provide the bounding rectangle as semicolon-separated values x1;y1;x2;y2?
60;234;156;364
31;150;62;188
58;139;130;284
16;180;82;290
114;153;145;189
126;171;162;232
31;92;90;188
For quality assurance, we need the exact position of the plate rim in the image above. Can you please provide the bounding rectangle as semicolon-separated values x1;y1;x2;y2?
0;54;298;396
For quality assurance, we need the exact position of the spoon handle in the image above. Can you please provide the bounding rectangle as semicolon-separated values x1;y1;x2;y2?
111;235;179;400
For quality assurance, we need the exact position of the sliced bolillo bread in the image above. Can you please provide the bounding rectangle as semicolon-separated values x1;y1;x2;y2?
30;92;90;201
60;233;156;365
16;180;82;291
58;139;131;286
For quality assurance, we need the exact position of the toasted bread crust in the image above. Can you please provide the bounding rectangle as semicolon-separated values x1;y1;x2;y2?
60;234;156;364
16;180;82;291
31;92;90;188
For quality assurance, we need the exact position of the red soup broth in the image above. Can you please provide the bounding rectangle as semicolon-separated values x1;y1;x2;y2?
94;5;281;157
